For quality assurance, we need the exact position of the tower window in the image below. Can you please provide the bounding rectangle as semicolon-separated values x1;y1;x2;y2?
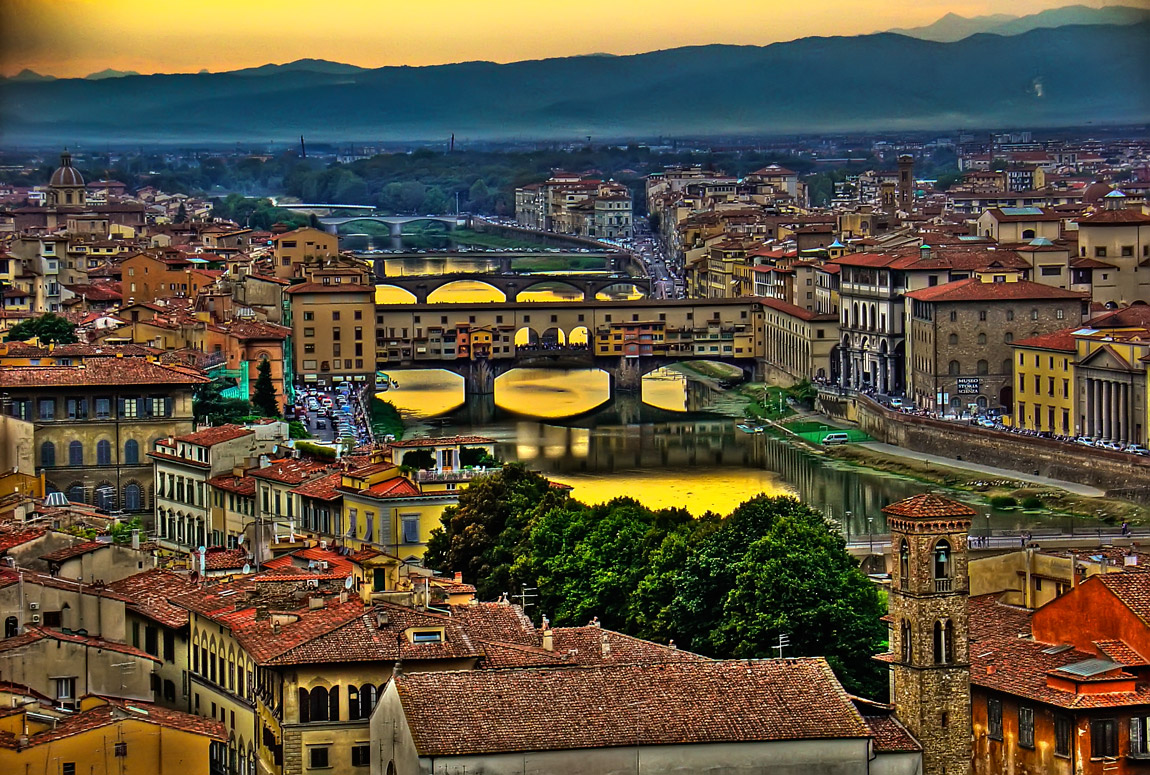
901;620;912;663
933;619;954;664
933;539;952;591
987;697;1003;740
898;540;909;590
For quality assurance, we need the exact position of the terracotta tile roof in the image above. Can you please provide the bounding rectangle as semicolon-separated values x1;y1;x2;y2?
1093;640;1149;666
0;342;158;359
174;425;253;447
864;715;922;752
250;458;333;485
394;658;869;756
107;569;200;629
0;627;160;663
263;546;354;576
448;603;538;645
289;472;343;501
360;477;421;499
0;698;227;749
224;320;291;340
388;435;495;448
549;626;709;666
905;278;1086;303
283;283;374;295
206;474;256;496
0;359;209;388
1013;328;1079;352
985;208;1064;222
1078;208;1150;225
1096;574;1150;626
881;493;978;520
40;541;106;562
0;528;46;552
0;568;131;601
757;296;838;322
476;639;569;668
200;547;250;571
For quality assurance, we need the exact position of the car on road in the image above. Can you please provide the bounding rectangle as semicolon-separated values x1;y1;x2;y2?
316;420;326;430
1126;444;1149;456
1096;440;1122;451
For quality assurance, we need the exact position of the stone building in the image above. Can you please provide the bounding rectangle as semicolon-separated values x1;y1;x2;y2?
270;227;340;280
759;296;839;385
904;273;1087;414
0;358;208;514
879;492;974;775
1074;191;1150;307
285;276;376;388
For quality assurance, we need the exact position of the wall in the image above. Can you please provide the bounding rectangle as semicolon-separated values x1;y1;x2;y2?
1;637;154;701
831;395;1150;492
0;579;128;640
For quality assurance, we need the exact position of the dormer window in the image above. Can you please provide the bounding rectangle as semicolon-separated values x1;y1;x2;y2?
408;629;443;644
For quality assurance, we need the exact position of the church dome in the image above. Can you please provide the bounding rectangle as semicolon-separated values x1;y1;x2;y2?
49;151;84;187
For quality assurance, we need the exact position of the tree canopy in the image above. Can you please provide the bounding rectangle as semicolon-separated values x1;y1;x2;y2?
426;470;888;699
192;376;252;426
251;358;280;418
4;312;78;344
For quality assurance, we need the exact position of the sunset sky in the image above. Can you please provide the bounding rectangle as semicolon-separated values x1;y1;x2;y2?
0;0;1136;79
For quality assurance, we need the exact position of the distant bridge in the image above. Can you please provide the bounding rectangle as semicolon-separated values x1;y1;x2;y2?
374;272;652;304
319;214;471;236
279;203;376;216
374;298;764;394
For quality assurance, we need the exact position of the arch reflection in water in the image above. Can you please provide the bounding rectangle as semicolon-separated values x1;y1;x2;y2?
494;368;610;418
641;368;689;413
376;369;465;417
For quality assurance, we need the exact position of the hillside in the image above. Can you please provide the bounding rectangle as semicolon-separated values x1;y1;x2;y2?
889;4;1150;42
1;22;1148;145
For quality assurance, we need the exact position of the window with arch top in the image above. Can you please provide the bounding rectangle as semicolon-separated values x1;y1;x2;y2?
934;539;951;578
901;620;913;662
933;619;955;664
898;539;909;589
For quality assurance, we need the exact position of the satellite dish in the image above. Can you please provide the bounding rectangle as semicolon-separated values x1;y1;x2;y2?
198;546;206;554
242;564;251;575
237;535;245;546
344;576;354;590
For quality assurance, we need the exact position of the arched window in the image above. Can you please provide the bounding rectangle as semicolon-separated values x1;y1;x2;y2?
977;333;987;345
1004;332;1013;343
977;360;989;375
97;440;111;466
948;333;958;345
359;683;377;718
298;688;311;723
124;439;139;465
124;483;142;511
309;687;329;722
68;441;83;467
40;441;55;467
329;685;340;721
1021;229;1036;240
948;360;961;376
4;616;17;638
898;539;909;589
67;484;85;504
901;620;913;663
934;539;951;577
934;619;955;664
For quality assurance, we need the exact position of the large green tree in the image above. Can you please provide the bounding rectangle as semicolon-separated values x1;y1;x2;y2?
4;312;78;344
424;464;567;601
251;358;280;418
192;376;252;426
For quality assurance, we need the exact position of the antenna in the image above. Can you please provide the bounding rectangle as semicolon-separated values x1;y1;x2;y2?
516;586;538;612
773;633;791;659
237;534;245;546
344;575;354;590
242;564;251;575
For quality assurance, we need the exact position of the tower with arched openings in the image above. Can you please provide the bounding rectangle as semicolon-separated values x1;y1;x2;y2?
884;492;974;775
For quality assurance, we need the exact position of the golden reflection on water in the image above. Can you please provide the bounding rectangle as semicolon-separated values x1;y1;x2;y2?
548;468;794;516
376;369;465;416
494;368;611;418
641;367;689;413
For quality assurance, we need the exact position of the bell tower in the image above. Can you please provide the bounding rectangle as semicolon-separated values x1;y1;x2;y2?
884;493;974;775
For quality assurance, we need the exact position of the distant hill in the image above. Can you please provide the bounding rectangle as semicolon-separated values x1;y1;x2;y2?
2;22;1148;145
230;59;367;77
84;68;141;80
9;69;55;82
890;4;1150;42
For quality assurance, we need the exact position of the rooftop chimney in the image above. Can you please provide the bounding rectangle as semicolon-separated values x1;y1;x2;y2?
542;628;554;652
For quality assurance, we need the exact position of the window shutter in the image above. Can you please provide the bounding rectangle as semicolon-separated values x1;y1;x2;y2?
1133;718;1144;753
166;397;173;417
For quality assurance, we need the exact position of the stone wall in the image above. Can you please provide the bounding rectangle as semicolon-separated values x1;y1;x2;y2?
820;393;1150;492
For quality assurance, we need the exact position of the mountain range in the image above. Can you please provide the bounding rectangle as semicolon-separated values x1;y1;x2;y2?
1;20;1147;145
889;3;1150;42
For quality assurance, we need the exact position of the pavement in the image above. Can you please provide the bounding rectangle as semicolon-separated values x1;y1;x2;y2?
856;441;1106;497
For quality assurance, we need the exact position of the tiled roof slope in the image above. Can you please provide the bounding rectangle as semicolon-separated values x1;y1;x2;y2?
0;699;226;749
0;359;208;388
395;658;869;756
1096;573;1150;626
864;715;922;752
174;425;252;446
882;493;978;519
905;278;1086;303
107;569;201;628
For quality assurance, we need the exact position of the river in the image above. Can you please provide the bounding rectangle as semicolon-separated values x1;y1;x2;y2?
376;366;1080;538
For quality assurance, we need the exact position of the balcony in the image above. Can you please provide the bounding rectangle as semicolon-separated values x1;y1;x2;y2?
416;467;493;482
934;577;952;593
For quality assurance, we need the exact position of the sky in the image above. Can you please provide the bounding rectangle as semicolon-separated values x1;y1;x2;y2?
0;0;1137;78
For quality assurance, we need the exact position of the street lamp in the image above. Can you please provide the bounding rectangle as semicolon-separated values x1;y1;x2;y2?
867;516;874;556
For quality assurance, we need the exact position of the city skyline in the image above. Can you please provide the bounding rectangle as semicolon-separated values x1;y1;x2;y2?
1;0;1136;79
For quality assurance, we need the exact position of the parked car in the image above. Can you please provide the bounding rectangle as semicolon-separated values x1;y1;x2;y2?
1126;444;1149;456
821;432;851;446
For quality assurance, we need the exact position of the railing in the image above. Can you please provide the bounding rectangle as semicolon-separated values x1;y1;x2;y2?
934;578;953;593
416;468;492;482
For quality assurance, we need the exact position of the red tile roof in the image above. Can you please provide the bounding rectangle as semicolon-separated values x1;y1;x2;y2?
864;715;922;753
1078;208;1150;225
206;474;256;496
250;459;333;485
0;359;209;388
40;541;106;563
1013;328;1079;352
289;472;343;501
882;493;978;519
905;278;1086;303
1096;574;1150;627
757;296;838;322
283;283;373;295
388;435;495;448
360;477;421;499
107;569;200;628
200;547;250;571
0;528;46;552
394;658;870;756
174;424;253;447
0;627;160;663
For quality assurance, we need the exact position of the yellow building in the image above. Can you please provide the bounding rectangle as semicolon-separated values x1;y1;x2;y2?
336;459;459;561
1011;329;1077;435
0;695;227;775
759;297;839;385
271;227;340;280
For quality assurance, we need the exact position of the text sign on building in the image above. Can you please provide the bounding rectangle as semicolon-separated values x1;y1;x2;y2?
956;378;981;394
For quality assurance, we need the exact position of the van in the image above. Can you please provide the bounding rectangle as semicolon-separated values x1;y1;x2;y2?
821;432;850;446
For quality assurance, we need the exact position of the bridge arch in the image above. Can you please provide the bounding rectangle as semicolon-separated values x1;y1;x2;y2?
595;282;644;301
514;327;541;347
541;327;566;347
427;280;506;304
515;280;586;302
374;285;418;304
567;325;590;347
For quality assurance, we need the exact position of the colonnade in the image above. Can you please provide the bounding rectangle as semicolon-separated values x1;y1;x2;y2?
1084;377;1133;443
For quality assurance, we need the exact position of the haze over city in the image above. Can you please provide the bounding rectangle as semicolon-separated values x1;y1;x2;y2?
1;0;1140;78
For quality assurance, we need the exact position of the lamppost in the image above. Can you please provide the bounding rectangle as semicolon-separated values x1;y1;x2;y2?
845;510;853;545
867;516;874;556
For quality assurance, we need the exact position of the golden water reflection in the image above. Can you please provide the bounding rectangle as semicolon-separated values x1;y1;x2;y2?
376;369;465;416
547;468;794;516
494;368;611;418
641;367;689;413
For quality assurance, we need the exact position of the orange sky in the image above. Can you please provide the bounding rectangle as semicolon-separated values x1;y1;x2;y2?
0;0;1135;78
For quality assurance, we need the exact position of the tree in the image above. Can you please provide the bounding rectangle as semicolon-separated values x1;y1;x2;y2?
175;201;188;223
193;377;251;426
4;312;78;344
424;464;567;601
673;496;888;699
785;378;817;407
251;358;280;418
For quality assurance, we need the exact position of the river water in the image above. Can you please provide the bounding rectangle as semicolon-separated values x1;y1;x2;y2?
370;257;1079;537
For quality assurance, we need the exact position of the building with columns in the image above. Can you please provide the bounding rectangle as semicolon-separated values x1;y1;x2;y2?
1075;307;1150;445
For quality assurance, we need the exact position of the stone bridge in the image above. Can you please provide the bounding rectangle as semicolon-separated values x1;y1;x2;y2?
319;214;471;236
374;272;652;304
